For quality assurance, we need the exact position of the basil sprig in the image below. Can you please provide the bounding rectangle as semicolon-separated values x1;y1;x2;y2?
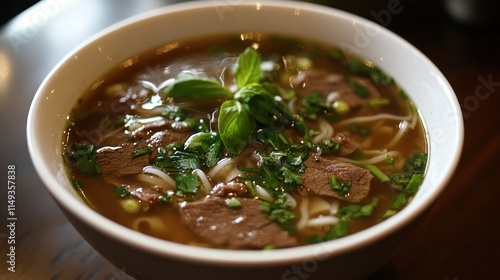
163;47;295;155
235;47;262;88
164;77;231;99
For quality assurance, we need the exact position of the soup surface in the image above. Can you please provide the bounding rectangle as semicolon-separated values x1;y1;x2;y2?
63;34;427;249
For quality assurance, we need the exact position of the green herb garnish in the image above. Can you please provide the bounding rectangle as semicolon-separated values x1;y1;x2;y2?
66;141;102;175
337;198;378;219
115;185;131;198
172;173;200;196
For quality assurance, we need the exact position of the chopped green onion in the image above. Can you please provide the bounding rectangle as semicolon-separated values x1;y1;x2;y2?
385;154;395;166
325;218;349;240
329;175;341;190
332;100;350;114
262;245;275;250
132;148;150;158
329;175;351;196
120;198;141;214
225;197;242;208
381;209;398;219
366;164;391;183
389;193;407;210
360;198;378;216
368;98;390;107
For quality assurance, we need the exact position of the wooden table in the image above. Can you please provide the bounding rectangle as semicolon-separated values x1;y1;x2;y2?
1;1;498;279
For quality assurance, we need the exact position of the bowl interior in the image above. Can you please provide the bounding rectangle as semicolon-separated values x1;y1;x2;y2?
27;0;463;265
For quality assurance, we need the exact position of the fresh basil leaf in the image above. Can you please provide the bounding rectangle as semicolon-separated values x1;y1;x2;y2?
235;47;261;89
183;132;222;167
218;99;254;155
233;83;263;101
164;77;231;99
234;84;276;125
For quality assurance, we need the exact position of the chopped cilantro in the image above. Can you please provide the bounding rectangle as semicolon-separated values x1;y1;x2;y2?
260;194;296;233
115;185;131;198
391;151;427;193
158;190;174;203
337;198;378;219
382;193;407;219
241;147;307;195
316;139;340;155
403;151;428;174
300;92;336;120
66;141;102;175
172;173;200;196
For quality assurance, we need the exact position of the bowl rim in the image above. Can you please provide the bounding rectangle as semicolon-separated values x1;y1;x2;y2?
27;0;464;266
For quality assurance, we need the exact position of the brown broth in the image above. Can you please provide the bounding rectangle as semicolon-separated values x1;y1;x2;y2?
63;34;427;249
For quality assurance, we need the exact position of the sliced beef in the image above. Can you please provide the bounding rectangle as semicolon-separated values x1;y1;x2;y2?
96;143;149;176
301;154;373;202
96;119;190;176
131;119;174;140
96;83;151;116
130;185;165;211
211;181;248;197
179;198;298;249
131;118;191;141
291;70;381;109
147;130;190;161
333;132;361;156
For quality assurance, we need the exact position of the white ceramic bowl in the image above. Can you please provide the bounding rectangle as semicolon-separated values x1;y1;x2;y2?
27;1;463;279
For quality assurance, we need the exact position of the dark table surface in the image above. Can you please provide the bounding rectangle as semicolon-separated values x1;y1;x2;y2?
1;0;499;279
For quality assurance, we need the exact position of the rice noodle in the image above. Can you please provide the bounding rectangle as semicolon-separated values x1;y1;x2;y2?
132;217;168;235
133;105;165;117
333;151;401;165
361;149;388;156
192;169;212;194
385;120;409;148
295;197;309;230
312;118;334;144
142;166;176;189
410;108;418;128
256;185;274;202
225;167;241;182
136;174;169;191
208;157;235;178
308;197;331;217
306;216;339;227
330;200;340;215
326;91;340;106
335;113;412;127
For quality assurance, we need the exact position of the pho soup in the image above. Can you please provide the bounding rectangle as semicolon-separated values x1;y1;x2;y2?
63;34;427;249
